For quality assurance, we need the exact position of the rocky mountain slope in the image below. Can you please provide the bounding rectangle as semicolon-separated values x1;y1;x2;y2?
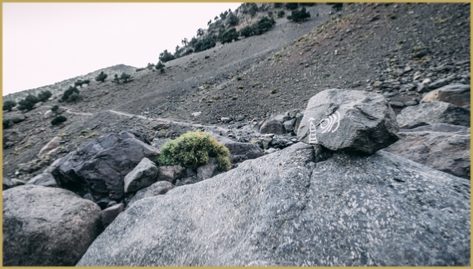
2;3;470;266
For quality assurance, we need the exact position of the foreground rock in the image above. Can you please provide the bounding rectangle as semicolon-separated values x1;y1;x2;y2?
383;123;470;179
78;143;469;266
3;185;102;266
298;89;399;154
51;130;159;200
397;101;470;127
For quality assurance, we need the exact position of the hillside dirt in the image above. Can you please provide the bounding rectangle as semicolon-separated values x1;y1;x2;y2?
2;3;470;178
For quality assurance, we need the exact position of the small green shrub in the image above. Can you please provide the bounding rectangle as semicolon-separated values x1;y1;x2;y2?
3;119;12;129
51;115;67;126
18;94;39;111
3;100;16;111
62;86;80;102
37;90;52;102
51;105;59;112
157;131;231;171
95;71;108;82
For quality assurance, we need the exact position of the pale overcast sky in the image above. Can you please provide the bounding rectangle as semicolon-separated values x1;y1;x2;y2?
3;2;242;96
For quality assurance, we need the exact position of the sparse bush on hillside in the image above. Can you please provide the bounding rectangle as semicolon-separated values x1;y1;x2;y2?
67;92;81;102
194;35;217;52
285;3;299;10
242;3;258;17
274;3;283;8
95;71;107;82
220;10;228;20
329;3;343;11
197;28;205;37
278;10;286;18
159;49;175;63
61;86;80;102
112;74;120;83
301;3;316;7
157;131;231;171
156;61;165;73
51;115;67;126
220;28;239;44
51;105;59;113
37;90;52;102
3;119;12;129
287;7;311;22
74;79;90;88
18;94;39;111
227;12;239;26
256;16;276;34
120;72;133;83
3;100;17;111
240;25;255;38
189;37;198;47
181;48;193;57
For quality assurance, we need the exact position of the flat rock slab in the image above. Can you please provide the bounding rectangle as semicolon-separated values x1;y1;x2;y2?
298;89;399;154
397;101;470;127
78;143;469;266
3;185;102;266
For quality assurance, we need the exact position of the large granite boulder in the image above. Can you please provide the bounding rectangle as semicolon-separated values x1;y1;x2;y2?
397;101;470;127
78;143;469;266
383;123;470;179
297;89;399;154
51;130;159;200
3;185;102;266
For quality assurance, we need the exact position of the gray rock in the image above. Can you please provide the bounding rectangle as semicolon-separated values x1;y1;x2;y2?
3;112;26;123
428;78;449;90
399;121;429;130
96;197;117;210
124;158;159;193
401;123;469;134
2;177;27;190
397;101;470;127
405;100;418;106
421;84;470;107
77;143;469;266
221;117;232;123
260;116;286;134
384;124;470;179
38;136;62;157
196;158;218;180
100;203;124;228
127;181;175;207
3;185;102;266
26;172;58;187
297;89;399;154
389;101;405;108
283;119;296;133
216;136;264;163
157;165;186;184
51;130;159;200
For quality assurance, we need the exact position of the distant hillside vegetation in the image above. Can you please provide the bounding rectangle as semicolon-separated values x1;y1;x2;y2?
3;64;137;102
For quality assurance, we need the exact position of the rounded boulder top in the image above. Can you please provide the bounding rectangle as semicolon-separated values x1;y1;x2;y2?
297;89;399;154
